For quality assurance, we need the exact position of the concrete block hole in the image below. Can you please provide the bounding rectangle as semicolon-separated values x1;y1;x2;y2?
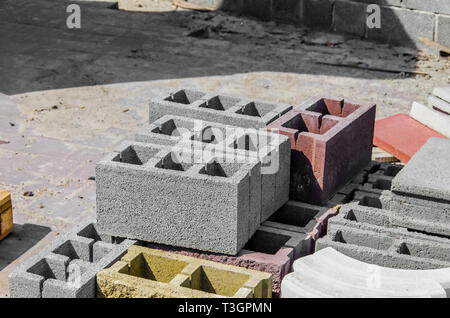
235;101;274;118
244;230;291;255
164;89;205;105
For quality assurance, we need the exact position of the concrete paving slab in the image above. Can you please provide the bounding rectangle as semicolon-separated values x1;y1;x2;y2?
373;113;446;162
410;102;450;138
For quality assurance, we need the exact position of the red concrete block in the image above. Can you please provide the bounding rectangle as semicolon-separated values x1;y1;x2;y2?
373;114;446;163
265;96;376;204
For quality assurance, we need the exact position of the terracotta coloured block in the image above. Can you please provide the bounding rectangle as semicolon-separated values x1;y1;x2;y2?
265;95;376;204
373;114;446;163
97;246;272;298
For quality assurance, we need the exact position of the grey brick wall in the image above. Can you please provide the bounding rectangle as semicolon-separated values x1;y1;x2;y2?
207;0;450;49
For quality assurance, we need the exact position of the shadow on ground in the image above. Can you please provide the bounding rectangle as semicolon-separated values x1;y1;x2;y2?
0;0;422;94
0;223;52;271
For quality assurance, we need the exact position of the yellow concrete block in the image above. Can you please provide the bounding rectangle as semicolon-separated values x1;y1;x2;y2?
97;246;272;298
0;190;11;207
0;207;13;240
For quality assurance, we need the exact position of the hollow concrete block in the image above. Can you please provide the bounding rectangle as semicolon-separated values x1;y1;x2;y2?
8;221;135;298
265;95;375;204
148;88;292;129
97;246;272;298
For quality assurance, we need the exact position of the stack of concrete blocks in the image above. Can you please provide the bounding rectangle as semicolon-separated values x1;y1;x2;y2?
281;247;450;298
135;114;291;221
143;201;338;296
0;190;13;241
97;246;272;298
265;95;376;205
96;89;295;256
315;138;450;273
8;221;135;298
410;86;450;138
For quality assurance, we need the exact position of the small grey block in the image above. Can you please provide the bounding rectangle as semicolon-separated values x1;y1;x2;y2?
8;221;135;298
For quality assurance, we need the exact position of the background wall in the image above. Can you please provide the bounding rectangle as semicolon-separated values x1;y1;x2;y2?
190;0;450;49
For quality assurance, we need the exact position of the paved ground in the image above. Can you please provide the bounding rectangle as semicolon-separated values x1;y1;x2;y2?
0;0;448;297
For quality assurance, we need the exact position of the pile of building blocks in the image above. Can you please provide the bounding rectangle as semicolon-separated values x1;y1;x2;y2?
293;137;450;297
410;86;450;138
15;85;450;298
97;246;272;298
0;190;13;241
265;95;375;205
281;247;450;298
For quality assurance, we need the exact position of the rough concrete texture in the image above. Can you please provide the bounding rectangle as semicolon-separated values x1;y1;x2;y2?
97;246;272;298
281;247;450;298
410;102;450;138
366;5;435;46
96;140;262;255
0;191;13;241
373;114;446;163
436;15;450;49
316;202;450;269
144;224;312;297
8;221;135;298
136;114;291;221
265;95;375;204
391;138;450;201
149;88;292;128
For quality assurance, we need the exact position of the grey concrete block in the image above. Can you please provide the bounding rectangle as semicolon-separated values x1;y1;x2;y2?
405;0;450;15
8;221;135;298
352;190;450;236
365;5;435;46
435;14;450;47
96;141;262;255
333;0;367;37
221;129;290;221
317;221;450;269
148;88;292;129
137;115;291;222
391;137;450;201
301;0;334;28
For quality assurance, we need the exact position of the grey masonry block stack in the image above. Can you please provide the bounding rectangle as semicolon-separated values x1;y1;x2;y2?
8;221;135;298
316;138;450;270
95;88;294;256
